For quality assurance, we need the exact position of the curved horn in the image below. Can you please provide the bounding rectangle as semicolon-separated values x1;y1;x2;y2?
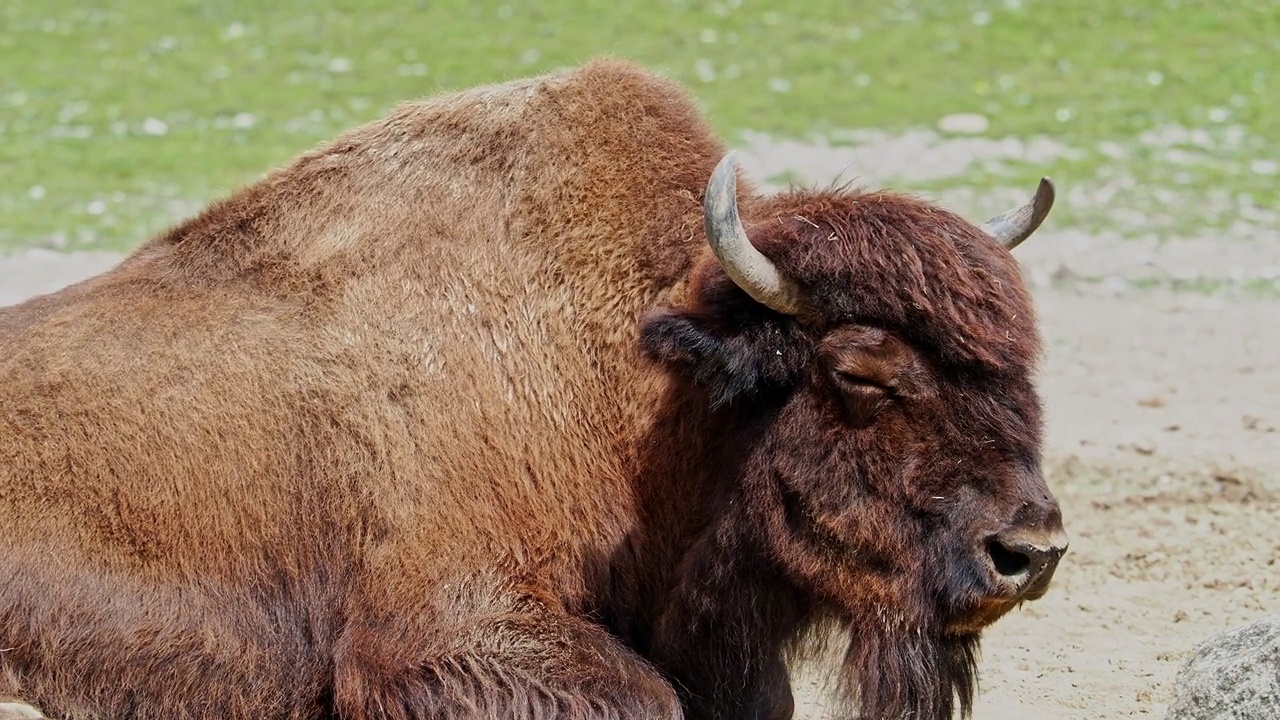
981;177;1056;250
703;153;806;316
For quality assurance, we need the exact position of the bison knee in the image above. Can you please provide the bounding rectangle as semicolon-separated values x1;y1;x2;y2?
337;661;680;717
336;650;682;720
334;592;683;720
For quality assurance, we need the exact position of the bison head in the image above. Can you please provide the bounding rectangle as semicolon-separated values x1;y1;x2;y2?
640;155;1067;719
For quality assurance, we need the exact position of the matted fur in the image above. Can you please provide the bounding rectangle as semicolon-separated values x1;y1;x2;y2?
0;58;1062;720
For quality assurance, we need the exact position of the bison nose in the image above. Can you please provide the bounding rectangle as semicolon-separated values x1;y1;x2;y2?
985;529;1069;598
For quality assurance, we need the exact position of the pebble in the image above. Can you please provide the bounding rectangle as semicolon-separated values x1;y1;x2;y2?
937;113;990;135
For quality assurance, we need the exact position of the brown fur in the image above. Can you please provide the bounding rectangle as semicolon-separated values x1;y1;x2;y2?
0;58;1062;720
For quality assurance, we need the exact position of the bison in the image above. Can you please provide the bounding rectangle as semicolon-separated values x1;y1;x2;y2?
0;58;1067;720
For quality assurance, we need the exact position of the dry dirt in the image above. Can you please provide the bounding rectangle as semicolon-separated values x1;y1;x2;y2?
0;133;1275;720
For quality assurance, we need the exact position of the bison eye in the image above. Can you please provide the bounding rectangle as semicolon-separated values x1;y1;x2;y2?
830;370;894;426
831;369;894;396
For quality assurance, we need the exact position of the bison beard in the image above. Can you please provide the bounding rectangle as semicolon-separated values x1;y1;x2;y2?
839;629;980;720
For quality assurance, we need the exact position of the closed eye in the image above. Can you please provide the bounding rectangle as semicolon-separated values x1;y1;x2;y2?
832;370;895;396
830;371;892;427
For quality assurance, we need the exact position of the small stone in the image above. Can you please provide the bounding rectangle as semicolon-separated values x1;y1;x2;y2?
1137;396;1167;408
1214;473;1260;502
1250;159;1278;176
141;117;168;136
1100;275;1130;296
0;701;47;718
1242;415;1275;432
937;113;989;135
1050;263;1079;289
694;59;715;83
1125;440;1156;455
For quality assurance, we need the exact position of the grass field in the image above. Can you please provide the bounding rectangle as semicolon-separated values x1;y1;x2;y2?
2;0;1278;251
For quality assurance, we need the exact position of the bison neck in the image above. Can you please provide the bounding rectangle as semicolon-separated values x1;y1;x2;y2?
594;385;811;719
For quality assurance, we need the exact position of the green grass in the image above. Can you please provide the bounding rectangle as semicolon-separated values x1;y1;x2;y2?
1;0;1278;251
1129;275;1280;298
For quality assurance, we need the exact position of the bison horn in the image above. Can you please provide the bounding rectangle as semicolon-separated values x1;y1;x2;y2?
703;153;807;316
981;177;1056;250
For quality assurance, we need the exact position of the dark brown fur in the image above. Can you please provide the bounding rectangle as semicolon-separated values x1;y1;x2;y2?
0;58;1061;720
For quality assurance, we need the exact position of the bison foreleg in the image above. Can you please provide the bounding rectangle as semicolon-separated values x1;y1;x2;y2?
334;590;682;720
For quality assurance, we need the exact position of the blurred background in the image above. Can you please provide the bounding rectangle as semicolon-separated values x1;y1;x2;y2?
2;0;1278;251
2;2;1277;719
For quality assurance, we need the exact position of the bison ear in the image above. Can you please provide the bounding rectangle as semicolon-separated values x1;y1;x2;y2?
639;308;797;407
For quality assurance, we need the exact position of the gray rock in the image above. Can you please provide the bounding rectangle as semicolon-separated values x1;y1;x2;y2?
0;702;47;719
1166;616;1280;720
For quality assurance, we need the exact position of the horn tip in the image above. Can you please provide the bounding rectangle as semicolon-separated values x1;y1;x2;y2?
1035;177;1056;215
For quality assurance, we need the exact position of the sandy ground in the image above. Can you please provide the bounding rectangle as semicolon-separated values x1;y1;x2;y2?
1;132;1276;719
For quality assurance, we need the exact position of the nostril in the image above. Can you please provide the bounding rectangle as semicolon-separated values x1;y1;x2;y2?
986;538;1032;577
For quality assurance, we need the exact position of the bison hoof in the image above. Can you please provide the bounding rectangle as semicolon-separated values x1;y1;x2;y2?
0;703;46;720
